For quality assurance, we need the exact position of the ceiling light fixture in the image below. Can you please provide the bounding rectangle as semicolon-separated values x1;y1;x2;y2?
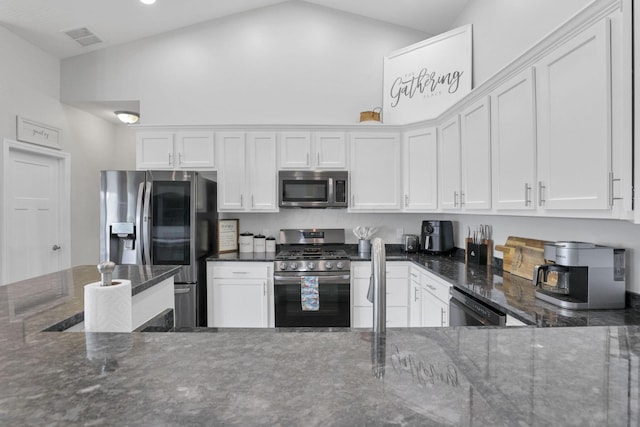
114;111;140;124
139;0;156;5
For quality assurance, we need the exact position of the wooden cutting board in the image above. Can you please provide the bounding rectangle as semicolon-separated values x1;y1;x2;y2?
495;236;549;280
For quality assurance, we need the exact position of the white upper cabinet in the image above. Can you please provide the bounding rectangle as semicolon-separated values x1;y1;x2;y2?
278;131;346;169
535;18;612;211
439;97;492;211
492;68;537;210
349;132;402;211
438;116;461;210
218;132;278;212
247;132;278;211
136;131;215;170
402;127;438;212
460;96;492;210
217;132;246;211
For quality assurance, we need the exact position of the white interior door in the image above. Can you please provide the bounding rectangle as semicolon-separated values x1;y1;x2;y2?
2;140;70;284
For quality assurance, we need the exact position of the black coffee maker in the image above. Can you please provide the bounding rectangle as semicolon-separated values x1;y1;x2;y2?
421;220;454;254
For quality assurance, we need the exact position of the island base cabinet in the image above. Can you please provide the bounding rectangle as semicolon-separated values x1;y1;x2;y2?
207;262;272;328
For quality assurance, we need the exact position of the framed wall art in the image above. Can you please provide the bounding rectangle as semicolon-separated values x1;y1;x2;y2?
16;116;61;149
383;25;473;125
217;219;239;253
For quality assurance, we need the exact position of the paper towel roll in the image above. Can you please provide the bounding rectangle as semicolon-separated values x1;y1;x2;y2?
84;280;133;332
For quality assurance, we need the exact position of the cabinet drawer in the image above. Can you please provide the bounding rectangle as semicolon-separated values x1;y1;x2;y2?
421;272;451;303
352;262;408;278
353;277;408;307
210;262;270;279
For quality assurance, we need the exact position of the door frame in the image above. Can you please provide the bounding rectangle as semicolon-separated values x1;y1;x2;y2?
0;138;71;285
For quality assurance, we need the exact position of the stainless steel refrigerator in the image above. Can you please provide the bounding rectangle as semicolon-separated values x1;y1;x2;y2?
100;170;217;327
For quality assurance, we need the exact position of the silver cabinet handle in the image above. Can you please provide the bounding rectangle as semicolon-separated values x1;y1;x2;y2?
404;194;409;207
538;181;546;206
52;244;61;251
178;152;183;165
316;152;320;166
168;152;172;165
460;192;465;206
263;281;266;296
524;183;532;206
414;287;419;302
441;308;446;326
609;172;622;206
453;191;458;207
306;153;310;167
240;194;244;208
232;271;250;275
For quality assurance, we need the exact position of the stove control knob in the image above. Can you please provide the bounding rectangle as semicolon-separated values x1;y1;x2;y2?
307;262;316;270
290;262;298;270
279;262;287;270
336;261;345;270
325;262;333;270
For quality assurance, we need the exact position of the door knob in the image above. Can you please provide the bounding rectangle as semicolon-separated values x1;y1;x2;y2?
52;245;61;251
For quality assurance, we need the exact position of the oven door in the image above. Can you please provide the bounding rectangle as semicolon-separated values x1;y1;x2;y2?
274;273;350;327
449;288;506;327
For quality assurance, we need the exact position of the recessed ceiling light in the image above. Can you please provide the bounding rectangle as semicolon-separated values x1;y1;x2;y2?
140;0;156;5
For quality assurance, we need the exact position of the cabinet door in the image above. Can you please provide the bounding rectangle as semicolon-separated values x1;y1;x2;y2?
438;117;461;210
279;132;312;169
536;19;612;210
349;132;402;211
315;132;347;169
492;68;537;210
211;279;268;327
175;131;215;169
247;132;278;211
409;270;422;327
403;127;438;211
421;289;448;327
460;97;492;210
136;132;174;170
217;132;246;211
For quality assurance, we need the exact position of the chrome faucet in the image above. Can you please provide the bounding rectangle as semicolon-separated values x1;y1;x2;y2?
367;237;386;334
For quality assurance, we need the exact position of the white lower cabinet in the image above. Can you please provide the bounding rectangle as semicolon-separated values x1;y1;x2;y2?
409;264;451;327
206;262;273;328
351;261;409;328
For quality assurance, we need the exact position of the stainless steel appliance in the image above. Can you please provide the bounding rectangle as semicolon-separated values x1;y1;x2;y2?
402;234;419;253
274;229;350;327
279;170;348;208
99;170;217;327
533;241;626;309
421;220;454;254
449;288;506;326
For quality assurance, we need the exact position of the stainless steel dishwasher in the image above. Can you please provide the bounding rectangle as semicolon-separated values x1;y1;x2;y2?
174;283;197;328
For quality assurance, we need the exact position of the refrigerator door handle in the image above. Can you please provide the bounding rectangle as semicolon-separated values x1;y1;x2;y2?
135;181;145;264
142;180;152;265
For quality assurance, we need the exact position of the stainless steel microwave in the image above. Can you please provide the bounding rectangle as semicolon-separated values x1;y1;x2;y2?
279;170;348;208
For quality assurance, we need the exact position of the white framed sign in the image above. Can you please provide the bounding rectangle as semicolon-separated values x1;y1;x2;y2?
383;25;472;125
16;116;61;149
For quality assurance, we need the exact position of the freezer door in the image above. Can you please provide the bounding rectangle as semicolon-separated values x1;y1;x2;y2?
100;170;146;264
174;283;197;328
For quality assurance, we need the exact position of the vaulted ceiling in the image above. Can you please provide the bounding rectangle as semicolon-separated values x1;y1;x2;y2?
0;0;470;59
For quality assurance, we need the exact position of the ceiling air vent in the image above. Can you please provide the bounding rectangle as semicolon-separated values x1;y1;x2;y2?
63;27;103;47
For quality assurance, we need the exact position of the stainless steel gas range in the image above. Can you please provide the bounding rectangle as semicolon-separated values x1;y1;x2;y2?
274;229;351;327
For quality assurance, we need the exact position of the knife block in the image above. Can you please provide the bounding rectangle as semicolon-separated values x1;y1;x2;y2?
466;238;492;266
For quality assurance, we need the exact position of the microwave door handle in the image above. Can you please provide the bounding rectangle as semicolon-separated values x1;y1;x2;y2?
135;181;144;264
142;180;152;265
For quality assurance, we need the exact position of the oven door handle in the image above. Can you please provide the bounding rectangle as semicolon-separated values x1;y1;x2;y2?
274;275;350;285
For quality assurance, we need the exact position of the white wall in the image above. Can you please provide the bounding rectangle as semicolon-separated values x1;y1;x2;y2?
452;0;592;85
61;1;427;125
0;25;121;271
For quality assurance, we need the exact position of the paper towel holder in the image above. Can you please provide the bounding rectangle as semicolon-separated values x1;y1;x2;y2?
97;261;116;286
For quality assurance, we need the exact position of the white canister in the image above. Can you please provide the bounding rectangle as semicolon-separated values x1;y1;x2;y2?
253;234;266;252
265;237;276;253
239;232;254;253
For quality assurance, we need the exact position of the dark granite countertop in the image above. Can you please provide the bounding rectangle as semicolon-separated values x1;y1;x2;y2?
209;245;640;328
0;265;182;348
1;326;639;425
